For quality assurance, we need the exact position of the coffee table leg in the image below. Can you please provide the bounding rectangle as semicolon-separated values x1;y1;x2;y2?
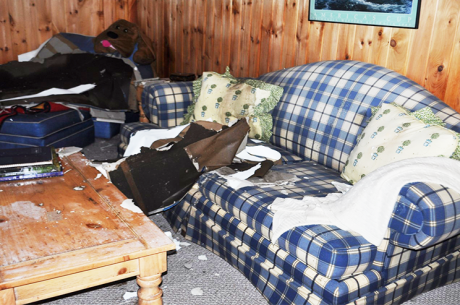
0;288;15;304
137;253;168;305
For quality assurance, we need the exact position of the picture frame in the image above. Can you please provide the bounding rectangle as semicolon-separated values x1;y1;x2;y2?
308;0;421;29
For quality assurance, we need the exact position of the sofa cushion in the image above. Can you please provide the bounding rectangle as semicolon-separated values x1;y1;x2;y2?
140;81;194;127
183;67;283;142
0;109;94;149
341;103;460;183
198;161;378;279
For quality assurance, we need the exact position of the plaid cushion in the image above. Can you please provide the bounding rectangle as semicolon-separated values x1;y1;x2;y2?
181;201;384;304
389;182;460;249
140;81;193;127
259;60;460;172
197;162;377;280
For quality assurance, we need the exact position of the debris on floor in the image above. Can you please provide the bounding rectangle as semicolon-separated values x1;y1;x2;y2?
191;287;204;296
123;291;137;300
164;231;192;251
198;255;207;261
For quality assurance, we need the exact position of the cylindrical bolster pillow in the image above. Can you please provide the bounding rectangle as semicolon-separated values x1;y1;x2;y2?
389;182;460;249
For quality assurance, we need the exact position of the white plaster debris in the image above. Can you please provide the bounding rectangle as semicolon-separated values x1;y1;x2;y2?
120;199;143;214
214;273;220;276
245;145;282;161
64;169;72;174
191;287;204;296
213;163;262;190
123;291;137;300
184;262;193;269
90;158;126;180
164;231;191;250
235;145;281;162
279;190;289;195
73;186;85;191
198;255;208;261
235;150;265;162
124;124;190;157
57;146;83;157
94;173;102;180
331;181;352;194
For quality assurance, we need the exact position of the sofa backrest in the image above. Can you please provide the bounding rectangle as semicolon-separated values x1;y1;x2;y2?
258;60;460;172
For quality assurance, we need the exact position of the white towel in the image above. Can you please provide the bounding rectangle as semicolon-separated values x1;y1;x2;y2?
269;157;460;246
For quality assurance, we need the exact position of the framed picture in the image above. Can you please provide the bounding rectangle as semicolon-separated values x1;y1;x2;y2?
308;0;421;29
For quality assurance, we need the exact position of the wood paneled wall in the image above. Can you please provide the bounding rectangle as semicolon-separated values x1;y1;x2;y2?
0;0;137;64
1;0;459;112
139;0;460;113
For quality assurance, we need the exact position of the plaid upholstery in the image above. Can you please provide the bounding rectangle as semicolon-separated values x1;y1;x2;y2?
198;162;376;280
140;81;193;127
389;182;460;249
180;201;384;304
383;235;460;283
356;250;460;305
166;198;460;304
192;161;460;280
118;122;161;155
259;60;460;172
159;60;460;304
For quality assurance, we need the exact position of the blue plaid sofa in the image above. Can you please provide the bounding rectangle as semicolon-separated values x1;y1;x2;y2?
120;60;460;304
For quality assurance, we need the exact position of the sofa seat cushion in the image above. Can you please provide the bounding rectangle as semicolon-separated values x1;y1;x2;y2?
198;161;378;279
0;109;94;148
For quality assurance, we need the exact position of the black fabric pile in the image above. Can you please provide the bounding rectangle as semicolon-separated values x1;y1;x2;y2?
0;53;133;110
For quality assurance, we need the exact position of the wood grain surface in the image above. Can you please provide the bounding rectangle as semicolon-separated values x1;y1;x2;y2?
0;152;175;300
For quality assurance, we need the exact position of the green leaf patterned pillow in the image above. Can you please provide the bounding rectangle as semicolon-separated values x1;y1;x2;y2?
341;102;460;184
182;67;283;142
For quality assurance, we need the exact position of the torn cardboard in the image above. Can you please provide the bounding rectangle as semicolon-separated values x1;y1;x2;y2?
110;120;250;214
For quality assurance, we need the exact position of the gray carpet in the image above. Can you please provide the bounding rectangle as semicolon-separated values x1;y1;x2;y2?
33;136;460;304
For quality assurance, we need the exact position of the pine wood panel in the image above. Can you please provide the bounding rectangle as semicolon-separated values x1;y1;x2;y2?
424;1;460;102
0;0;137;64
136;0;460;113
1;0;460;112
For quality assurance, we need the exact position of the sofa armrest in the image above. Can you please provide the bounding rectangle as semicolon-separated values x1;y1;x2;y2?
139;81;194;128
389;182;460;249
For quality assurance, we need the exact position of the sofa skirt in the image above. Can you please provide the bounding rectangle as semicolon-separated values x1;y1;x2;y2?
165;195;460;305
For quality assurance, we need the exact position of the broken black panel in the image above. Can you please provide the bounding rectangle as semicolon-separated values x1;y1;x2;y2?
110;120;250;215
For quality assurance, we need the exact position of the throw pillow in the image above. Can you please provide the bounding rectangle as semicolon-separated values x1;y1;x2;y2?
341;102;460;184
182;67;283;142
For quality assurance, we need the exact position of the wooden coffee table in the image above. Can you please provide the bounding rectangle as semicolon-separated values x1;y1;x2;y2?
0;152;175;304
